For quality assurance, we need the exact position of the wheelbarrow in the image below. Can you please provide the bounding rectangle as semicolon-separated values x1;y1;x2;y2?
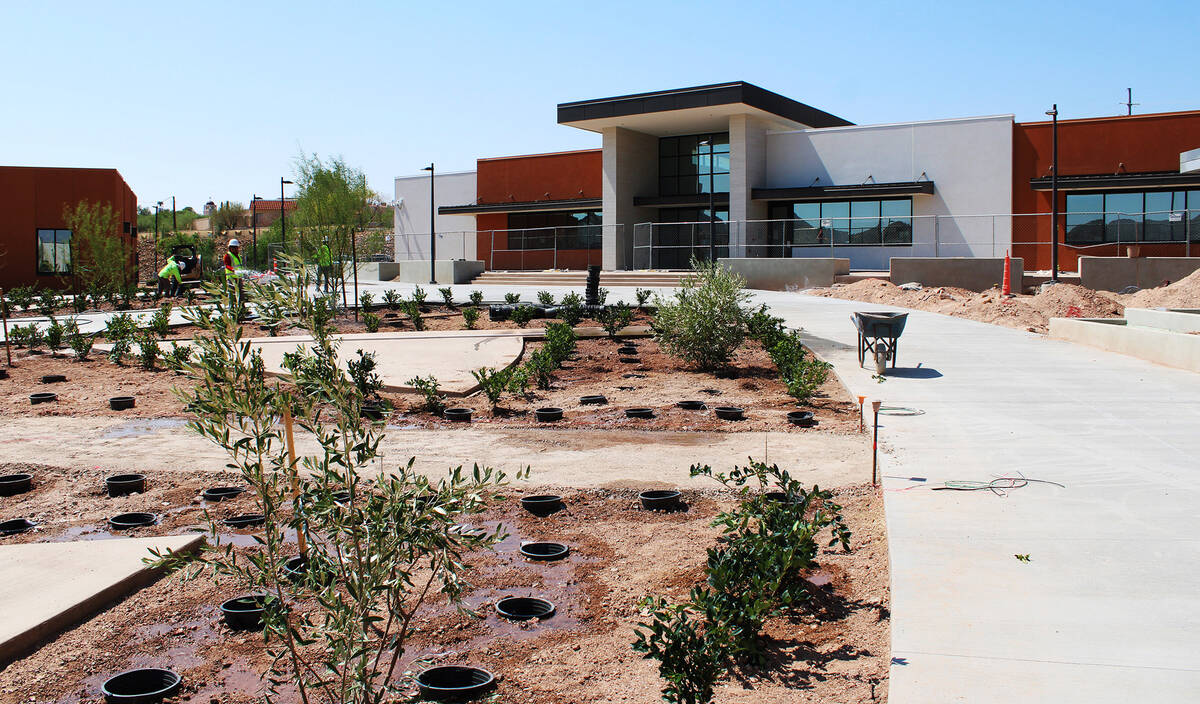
852;312;908;374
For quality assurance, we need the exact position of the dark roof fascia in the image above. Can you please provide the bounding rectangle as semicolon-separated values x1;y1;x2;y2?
752;181;935;201
1029;171;1200;191
438;198;602;215
633;193;731;208
557;81;852;129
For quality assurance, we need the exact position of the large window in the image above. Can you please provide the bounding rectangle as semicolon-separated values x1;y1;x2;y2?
652;207;730;268
505;211;601;250
36;229;72;274
766;199;913;248
659;133;730;197
1066;190;1200;244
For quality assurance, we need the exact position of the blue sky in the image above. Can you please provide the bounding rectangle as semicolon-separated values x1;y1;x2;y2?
2;0;1195;209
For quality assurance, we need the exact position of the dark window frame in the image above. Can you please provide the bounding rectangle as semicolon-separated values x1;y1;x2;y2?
659;132;730;198
505;210;603;251
1064;189;1198;245
36;228;73;275
766;198;913;247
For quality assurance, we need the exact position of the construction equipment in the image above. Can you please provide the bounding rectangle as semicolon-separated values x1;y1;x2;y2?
852;311;908;374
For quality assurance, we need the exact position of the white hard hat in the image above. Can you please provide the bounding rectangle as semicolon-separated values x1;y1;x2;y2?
228;239;240;248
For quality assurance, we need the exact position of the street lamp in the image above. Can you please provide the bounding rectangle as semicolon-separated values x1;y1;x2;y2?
698;139;716;264
1045;104;1059;282
280;178;294;252
421;163;435;284
250;195;263;269
154;201;163;272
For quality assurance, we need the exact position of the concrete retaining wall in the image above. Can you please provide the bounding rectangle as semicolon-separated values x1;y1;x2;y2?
1049;317;1200;373
717;258;849;290
392;259;485;284
889;256;1022;292
1123;308;1200;333
1078;256;1200;292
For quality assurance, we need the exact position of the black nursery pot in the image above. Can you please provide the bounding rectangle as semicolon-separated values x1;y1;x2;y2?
786;410;816;427
618;356;640;364
360;400;386;420
219;594;276;630
520;494;563;517
713;406;745;421
109;396;136;411
108;512;157;530
0;518;36;536
535;407;563;422
41;374;67;384
100;668;182;704
223;513;265;529
639;489;682;512
617;345;638;356
579;395;607;405
416;666;496;702
496;596;556;622
677;400;706;410
519;541;570;561
443;407;472;422
106;473;146;497
625;407;655;419
282;556;334;585
29;392;57;405
0;473;33;496
202;486;244;502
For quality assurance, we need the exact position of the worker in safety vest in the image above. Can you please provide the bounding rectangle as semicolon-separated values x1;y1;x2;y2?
223;238;245;302
157;256;182;298
316;239;333;292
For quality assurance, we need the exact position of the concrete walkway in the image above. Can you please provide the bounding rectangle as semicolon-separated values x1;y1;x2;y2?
750;291;1200;703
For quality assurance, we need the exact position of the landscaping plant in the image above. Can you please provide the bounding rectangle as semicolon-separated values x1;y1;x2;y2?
596;287;609;305
536;290;554;305
652;258;750;370
636;287;653;307
598;302;634;340
72;290;89;314
461;306;480;330
504;292;521;304
468;290;484;306
8;285;36;312
156;256;520;704
524;349;554;390
383;289;402;311
150;303;173;338
362;311;381;333
44;316;66;355
506;365;531;397
358;291;374;312
411;285;428;305
104;312;136;345
542;322;577;364
471;366;510;410
165;342;193;372
404;300;425;331
8;323;41;350
509;303;536;328
136;330;160;370
407;374;446;415
768;331;831;403
68;324;94;361
439;287;455;307
347;348;383;399
37;288;60;317
557;292;584;327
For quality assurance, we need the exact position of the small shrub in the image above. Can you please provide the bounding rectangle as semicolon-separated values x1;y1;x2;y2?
8;323;40;350
438;287;454;307
781;355;831;402
411;286;428;305
404;301;425;331
472;366;510;409
509;303;535;328
598;302;633;340
558;292;584;327
8;285;36;312
506;365;530;396
635;287;652;307
745;304;787;349
596;287;609;305
44;316;66;354
347;349;383;398
363;311;381;333
150;303;173;338
652;258;750;370
107;338;130;365
37;288;60;317
536;290;554;305
165;342;193;372
137;330;160;370
542;322;577;365
633;595;729;704
383;289;402;310
68;326;94;361
72;290;89;313
462;306;480;330
469;290;483;306
524;349;554;390
504;292;520;304
105;312;136;344
358;291;374;312
407;374;446;415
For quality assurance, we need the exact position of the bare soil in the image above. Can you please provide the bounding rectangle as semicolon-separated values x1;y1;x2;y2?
0;462;889;704
807;278;1124;333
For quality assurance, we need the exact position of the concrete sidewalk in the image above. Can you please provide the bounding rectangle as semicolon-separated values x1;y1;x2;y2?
753;291;1200;703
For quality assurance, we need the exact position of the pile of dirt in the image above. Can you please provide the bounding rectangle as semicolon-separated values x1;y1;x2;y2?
809;279;1124;334
1117;268;1200;309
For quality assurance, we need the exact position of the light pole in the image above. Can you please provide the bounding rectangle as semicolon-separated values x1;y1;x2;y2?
251;195;262;269
171;196;177;237
421;163;435;284
280;178;294;254
1046;105;1059;282
154;201;163;272
699;139;716;264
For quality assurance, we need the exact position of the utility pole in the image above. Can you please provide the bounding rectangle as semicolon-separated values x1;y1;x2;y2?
154;201;162;272
422;163;436;284
1045;105;1059;282
171;196;177;236
1122;88;1139;116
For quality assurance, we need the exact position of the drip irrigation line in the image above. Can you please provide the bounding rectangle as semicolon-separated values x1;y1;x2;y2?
878;406;924;416
932;473;1065;497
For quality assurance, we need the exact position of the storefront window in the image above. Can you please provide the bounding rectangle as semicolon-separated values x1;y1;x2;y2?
506;211;601;250
659;133;729;197
767;199;911;247
1066;190;1197;244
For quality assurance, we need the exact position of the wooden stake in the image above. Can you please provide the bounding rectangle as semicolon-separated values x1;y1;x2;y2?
0;289;11;367
282;401;307;560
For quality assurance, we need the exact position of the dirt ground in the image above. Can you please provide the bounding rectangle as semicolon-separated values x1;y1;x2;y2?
0;463;889;704
806;278;1125;333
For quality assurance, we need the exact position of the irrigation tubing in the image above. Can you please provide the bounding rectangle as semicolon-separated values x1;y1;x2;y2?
931;472;1065;498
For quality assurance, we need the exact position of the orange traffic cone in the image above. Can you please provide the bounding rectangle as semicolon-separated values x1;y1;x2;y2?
1002;250;1012;299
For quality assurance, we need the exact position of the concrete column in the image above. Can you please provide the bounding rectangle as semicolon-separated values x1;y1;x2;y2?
729;115;768;257
602;127;658;270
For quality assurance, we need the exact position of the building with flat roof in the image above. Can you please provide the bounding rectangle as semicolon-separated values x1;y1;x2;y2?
394;82;1200;273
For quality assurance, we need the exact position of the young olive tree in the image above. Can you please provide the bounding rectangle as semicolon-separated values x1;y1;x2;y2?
156;257;521;704
652;258;751;371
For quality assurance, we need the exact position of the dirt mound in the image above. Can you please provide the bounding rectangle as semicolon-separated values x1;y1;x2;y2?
808;278;1123;334
1118;268;1200;309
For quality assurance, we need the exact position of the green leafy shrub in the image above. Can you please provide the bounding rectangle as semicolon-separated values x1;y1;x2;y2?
8;323;41;350
104;312;136;344
542;322;577;364
636;287;653;306
471;366;510;409
596;287;609;305
72;290;89;313
404;301;425;331
358;291;374;312
469;290;483;306
107;338;130;365
68;325;94;361
347;348;383;398
598;302;633;340
506;365;530;396
633;594;730;704
462;306;480;329
509;303;535;328
137;330;160;370
769;331;831;403
150;303;173;338
439;287;454;307
44;317;66;354
407;374;446;415
557;292;584;327
8;286;36;312
362;311;381;333
745;304;787;349
165;342;193;372
37;288;60;317
383;289;402;310
411;285;428;304
652;259;749;370
536;290;554;305
504;292;520;304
